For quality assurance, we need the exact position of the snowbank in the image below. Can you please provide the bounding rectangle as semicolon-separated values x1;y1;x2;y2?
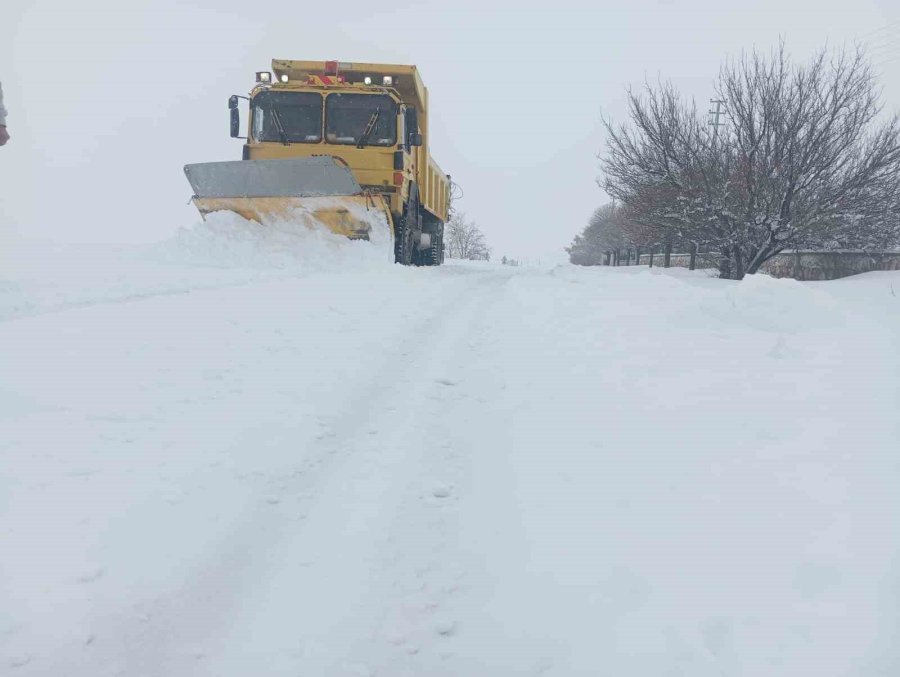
0;209;394;321
150;202;393;270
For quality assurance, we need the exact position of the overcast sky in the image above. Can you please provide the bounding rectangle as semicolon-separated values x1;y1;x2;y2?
2;0;898;261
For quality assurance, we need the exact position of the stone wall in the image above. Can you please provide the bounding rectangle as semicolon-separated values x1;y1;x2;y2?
616;250;900;281
759;251;900;281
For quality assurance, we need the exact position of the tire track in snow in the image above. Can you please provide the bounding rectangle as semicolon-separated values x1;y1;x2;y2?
193;269;516;677
345;269;519;675
37;267;515;677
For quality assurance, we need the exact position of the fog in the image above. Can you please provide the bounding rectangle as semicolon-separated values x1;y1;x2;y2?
2;0;898;261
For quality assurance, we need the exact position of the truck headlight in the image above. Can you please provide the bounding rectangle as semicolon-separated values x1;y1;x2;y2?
364;76;372;85
382;76;393;86
256;71;271;83
280;74;289;83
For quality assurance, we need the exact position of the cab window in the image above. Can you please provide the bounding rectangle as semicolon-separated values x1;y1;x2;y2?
251;91;323;143
325;93;397;146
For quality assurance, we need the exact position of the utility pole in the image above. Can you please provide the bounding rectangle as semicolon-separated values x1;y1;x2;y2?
709;99;726;141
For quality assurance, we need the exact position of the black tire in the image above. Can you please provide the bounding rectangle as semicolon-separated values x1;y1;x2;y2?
394;186;420;266
394;215;414;265
433;232;445;265
424;223;444;266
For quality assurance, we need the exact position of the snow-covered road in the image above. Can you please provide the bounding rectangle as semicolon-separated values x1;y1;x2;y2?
2;219;899;676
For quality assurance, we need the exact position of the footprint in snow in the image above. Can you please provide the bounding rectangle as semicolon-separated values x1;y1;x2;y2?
432;484;453;499
532;657;555;675
435;619;457;636
384;630;406;646
7;655;32;669
435;378;458;387
76;568;105;584
65;468;97;478
769;335;792;359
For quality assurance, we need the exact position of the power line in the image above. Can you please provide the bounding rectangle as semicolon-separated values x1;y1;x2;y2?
868;25;899;40
875;54;900;69
868;39;899;55
864;31;900;67
872;45;900;63
874;46;900;58
867;31;899;50
870;36;900;49
857;18;900;41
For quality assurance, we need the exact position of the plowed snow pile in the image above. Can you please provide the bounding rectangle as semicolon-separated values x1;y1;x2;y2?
153;201;394;270
1;232;898;677
0;210;393;321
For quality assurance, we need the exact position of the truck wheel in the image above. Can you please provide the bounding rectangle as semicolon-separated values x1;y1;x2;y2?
425;224;444;266
394;216;414;265
395;185;420;266
431;232;444;265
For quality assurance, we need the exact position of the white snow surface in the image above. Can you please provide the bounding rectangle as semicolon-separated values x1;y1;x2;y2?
1;215;899;676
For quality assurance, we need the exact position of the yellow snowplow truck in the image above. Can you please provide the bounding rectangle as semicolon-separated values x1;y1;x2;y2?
184;60;450;266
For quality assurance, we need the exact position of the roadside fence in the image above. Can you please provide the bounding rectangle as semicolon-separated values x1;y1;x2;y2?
599;246;900;281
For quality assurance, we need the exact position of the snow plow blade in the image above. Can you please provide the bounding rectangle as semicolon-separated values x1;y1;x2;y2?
184;156;392;239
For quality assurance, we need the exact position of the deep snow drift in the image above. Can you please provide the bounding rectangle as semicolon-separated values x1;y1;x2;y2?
0;209;393;322
1;217;898;676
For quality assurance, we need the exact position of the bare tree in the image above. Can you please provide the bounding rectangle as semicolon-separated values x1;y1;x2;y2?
445;212;491;261
568;202;686;264
601;43;900;279
567;204;627;264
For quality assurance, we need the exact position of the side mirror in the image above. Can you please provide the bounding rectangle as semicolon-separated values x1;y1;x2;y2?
405;107;420;147
228;96;240;138
230;107;240;138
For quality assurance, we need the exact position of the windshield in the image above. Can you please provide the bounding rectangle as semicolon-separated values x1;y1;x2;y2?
325;94;397;146
251;91;322;143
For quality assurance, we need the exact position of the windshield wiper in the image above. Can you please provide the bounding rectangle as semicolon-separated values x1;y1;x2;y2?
356;108;381;149
270;106;291;146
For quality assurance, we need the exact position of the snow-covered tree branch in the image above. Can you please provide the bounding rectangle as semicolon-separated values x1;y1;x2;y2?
600;43;900;279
